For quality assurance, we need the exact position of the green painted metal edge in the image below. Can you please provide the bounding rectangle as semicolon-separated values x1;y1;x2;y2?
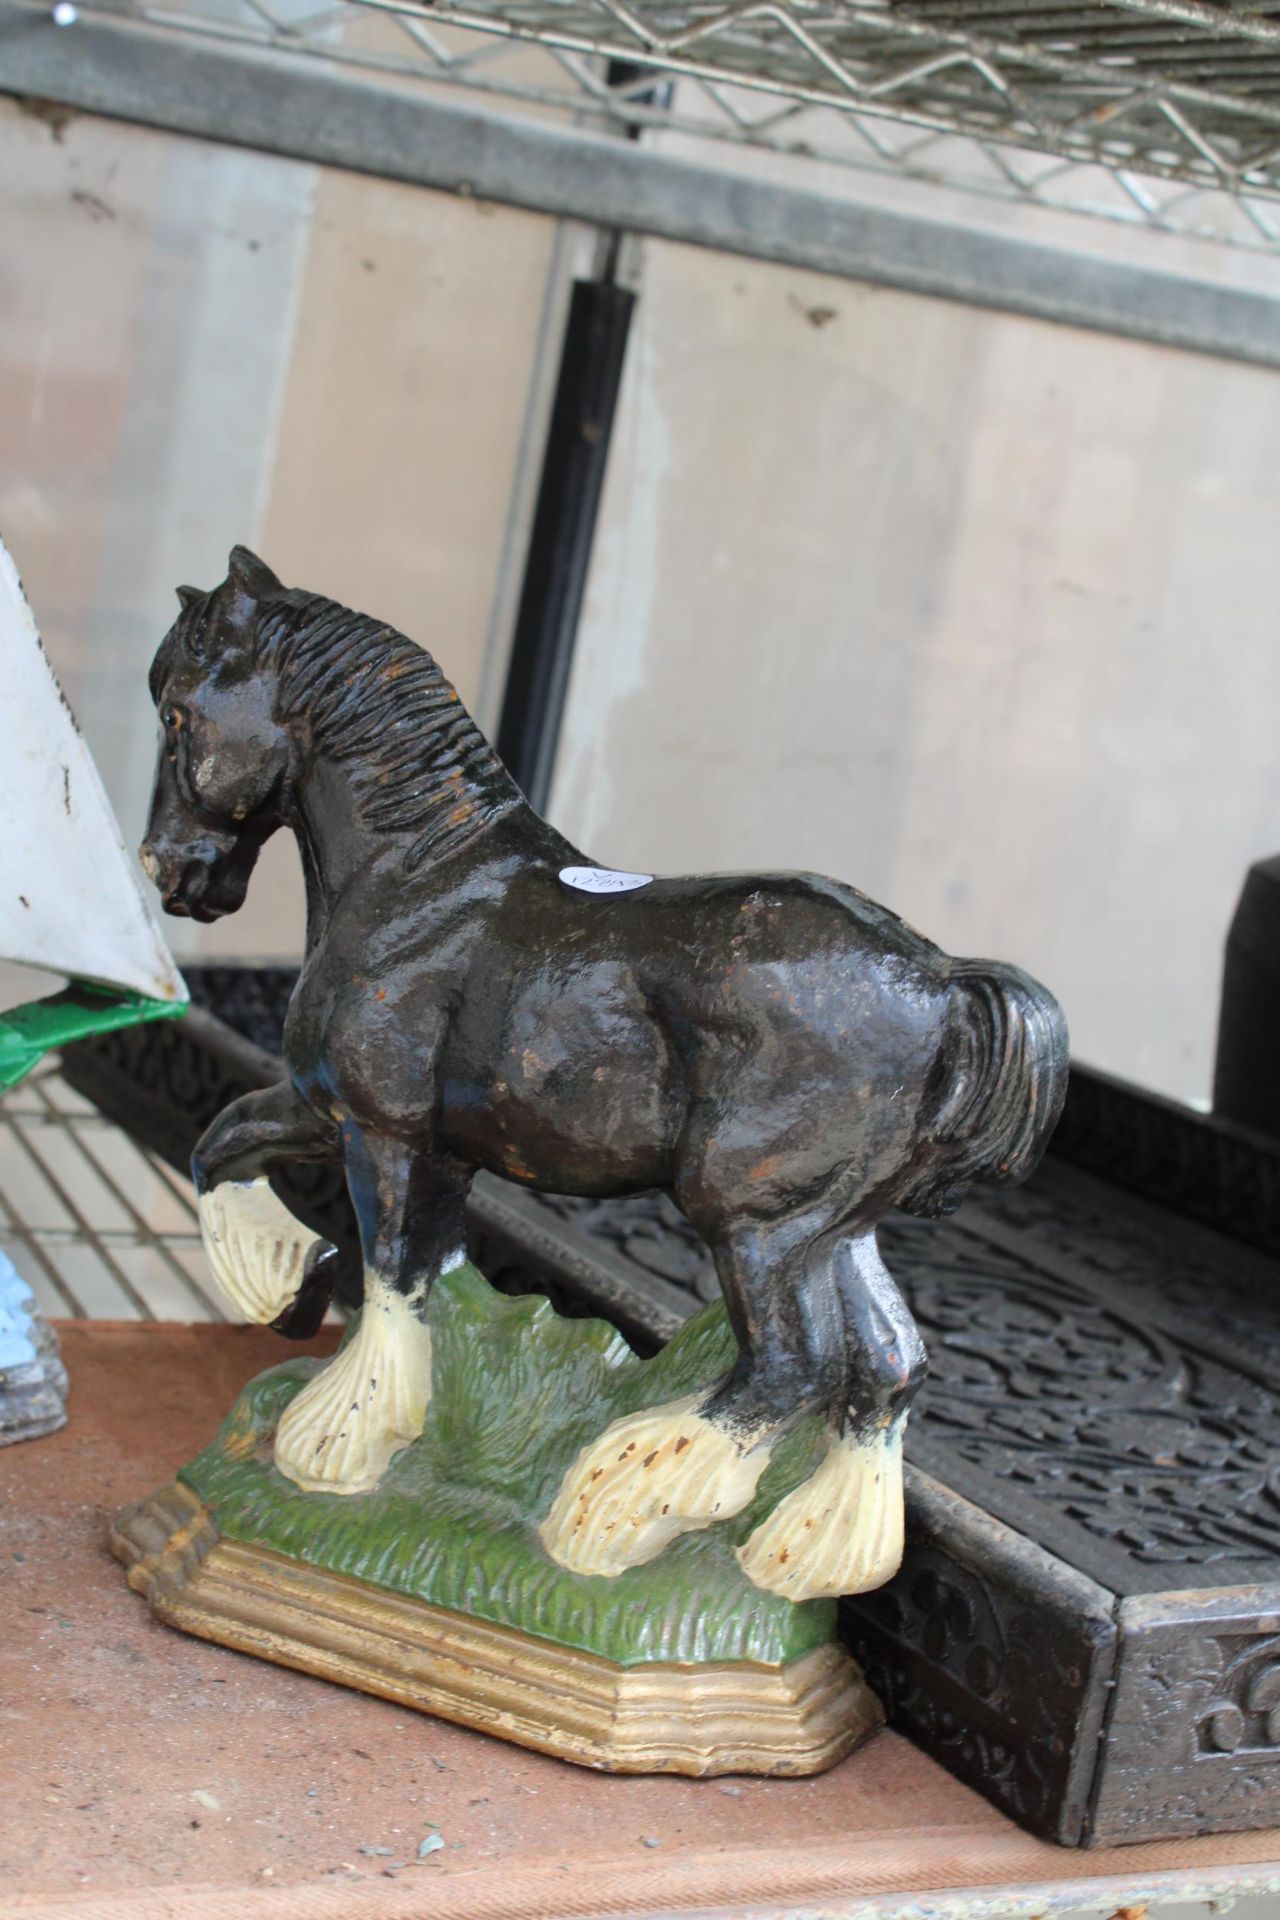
0;984;186;1092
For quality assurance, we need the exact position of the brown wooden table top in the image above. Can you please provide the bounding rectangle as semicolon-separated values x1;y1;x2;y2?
2;1321;1279;1920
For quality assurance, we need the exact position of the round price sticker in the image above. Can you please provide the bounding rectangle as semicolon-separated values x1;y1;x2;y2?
559;866;653;896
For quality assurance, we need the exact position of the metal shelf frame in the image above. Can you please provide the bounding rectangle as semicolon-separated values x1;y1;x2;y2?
360;0;1280;196
3;0;1280;366
6;0;1280;250
0;1068;226;1320
0;1065;355;1325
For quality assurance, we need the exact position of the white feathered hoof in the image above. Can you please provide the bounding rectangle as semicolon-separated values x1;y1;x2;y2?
199;1177;325;1324
272;1273;432;1495
539;1393;773;1577
736;1418;906;1602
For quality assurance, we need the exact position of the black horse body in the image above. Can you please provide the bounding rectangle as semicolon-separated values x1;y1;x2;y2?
143;549;1068;1446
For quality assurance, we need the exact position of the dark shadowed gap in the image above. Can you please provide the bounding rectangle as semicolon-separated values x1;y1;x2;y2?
494;274;635;812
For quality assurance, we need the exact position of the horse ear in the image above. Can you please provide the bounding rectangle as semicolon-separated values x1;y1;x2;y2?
176;584;201;611
226;545;282;603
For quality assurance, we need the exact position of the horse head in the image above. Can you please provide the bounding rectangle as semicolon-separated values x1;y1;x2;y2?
141;544;293;921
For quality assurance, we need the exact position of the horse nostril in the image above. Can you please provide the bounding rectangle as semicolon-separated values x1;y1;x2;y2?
139;844;159;882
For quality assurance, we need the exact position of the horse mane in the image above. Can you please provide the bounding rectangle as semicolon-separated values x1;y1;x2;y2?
155;587;525;872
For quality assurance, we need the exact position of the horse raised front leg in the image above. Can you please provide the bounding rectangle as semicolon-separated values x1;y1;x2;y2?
737;1231;927;1601
540;1213;828;1578
272;1135;470;1497
194;1082;339;1335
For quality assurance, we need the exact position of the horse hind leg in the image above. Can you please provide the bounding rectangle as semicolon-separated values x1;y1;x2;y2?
737;1418;907;1600
737;1230;926;1601
539;1212;839;1578
537;1386;773;1577
273;1137;468;1496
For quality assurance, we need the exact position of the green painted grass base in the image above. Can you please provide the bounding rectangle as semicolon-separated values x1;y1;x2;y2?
181;1265;834;1668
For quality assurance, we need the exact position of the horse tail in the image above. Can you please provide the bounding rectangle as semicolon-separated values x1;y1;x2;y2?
898;958;1069;1218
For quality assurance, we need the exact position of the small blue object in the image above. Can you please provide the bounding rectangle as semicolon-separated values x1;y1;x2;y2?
0;1246;67;1444
0;1250;37;1370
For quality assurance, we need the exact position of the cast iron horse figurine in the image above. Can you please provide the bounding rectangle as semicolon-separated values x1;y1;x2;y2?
141;548;1068;1601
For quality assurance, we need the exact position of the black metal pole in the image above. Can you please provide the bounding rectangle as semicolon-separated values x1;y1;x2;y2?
494;275;635;813
1214;852;1280;1137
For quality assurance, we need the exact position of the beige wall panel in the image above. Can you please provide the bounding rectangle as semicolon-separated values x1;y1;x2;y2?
1;99;553;969
259;169;556;715
0;100;319;966
551;240;1280;1103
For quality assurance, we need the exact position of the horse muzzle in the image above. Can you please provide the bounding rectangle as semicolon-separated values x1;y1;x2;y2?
139;835;251;922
